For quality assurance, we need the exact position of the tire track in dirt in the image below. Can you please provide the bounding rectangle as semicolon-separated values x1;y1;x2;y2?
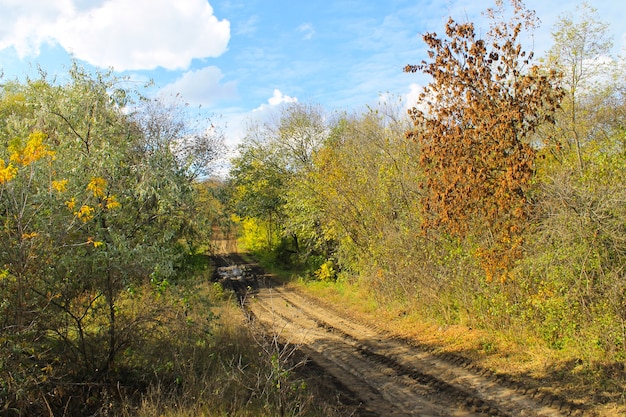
216;254;582;416
248;286;473;416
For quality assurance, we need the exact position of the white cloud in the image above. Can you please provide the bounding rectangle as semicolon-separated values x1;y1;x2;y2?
254;89;297;112
0;0;69;57
218;89;298;155
222;110;249;149
268;89;297;106
403;83;423;110
0;0;230;71
160;66;237;106
297;23;315;40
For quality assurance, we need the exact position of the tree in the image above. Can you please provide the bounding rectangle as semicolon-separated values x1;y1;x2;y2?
307;101;422;286
0;65;223;413
543;2;615;172
519;3;626;352
230;144;287;251
133;95;226;180
404;0;562;281
229;102;328;260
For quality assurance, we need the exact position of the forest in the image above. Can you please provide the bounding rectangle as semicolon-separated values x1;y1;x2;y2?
1;1;625;416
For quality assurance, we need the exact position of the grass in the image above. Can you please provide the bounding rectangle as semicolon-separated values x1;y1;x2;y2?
0;260;347;417
241;248;626;416
116;273;346;417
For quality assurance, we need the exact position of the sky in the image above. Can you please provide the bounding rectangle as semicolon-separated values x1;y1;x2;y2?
1;0;625;163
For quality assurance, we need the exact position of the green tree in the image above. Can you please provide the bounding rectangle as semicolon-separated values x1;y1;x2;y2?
230;144;286;251
308;101;422;289
543;2;615;172
229;102;328;262
0;65;223;413
518;3;626;353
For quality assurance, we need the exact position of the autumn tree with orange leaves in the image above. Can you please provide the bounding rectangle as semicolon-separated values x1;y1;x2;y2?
404;0;562;281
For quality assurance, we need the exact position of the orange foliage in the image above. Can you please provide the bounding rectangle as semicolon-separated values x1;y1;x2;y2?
404;1;562;281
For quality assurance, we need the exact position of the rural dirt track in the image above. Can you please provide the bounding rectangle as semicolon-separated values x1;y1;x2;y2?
212;249;588;417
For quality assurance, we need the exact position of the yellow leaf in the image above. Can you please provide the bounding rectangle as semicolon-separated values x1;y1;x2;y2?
105;195;121;210
21;232;38;239
86;237;103;247
9;131;55;166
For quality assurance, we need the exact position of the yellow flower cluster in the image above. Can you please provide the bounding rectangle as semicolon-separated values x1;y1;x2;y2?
75;205;95;222
9;131;55;166
1;130;54;185
0;159;17;184
87;177;107;198
87;237;104;248
51;179;68;192
63;178;121;223
104;195;121;210
65;197;76;210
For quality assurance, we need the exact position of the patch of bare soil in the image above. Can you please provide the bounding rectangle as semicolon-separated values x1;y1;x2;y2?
212;251;590;417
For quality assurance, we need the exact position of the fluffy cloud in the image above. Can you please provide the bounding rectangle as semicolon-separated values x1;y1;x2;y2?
160;66;237;106
216;89;298;151
0;0;230;71
268;89;297;106
254;89;297;112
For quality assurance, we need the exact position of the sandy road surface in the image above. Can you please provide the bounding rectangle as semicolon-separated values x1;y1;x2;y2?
213;251;585;417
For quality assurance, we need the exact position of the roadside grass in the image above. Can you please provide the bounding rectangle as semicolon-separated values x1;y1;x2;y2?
0;259;342;416
250;255;626;417
119;271;342;417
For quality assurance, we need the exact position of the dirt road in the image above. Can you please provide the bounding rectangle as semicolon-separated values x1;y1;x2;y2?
213;252;586;416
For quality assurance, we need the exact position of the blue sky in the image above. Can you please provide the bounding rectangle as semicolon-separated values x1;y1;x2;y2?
1;0;625;154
